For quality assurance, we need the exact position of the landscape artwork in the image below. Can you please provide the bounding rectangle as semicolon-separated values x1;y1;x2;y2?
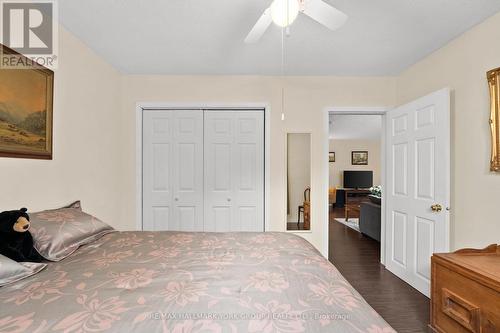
352;151;368;165
0;45;53;159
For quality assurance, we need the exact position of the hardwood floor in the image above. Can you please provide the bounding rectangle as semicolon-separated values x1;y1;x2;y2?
328;207;430;333
286;222;306;230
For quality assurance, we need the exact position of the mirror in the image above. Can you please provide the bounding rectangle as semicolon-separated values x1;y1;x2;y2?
286;133;311;231
488;67;500;172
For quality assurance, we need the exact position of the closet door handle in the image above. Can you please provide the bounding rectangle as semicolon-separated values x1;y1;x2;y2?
174;197;179;201
227;198;231;202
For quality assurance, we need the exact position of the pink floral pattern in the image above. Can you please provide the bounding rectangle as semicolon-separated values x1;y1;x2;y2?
4;271;70;305
148;247;180;259
246;271;289;292
0;232;394;332
89;250;134;269
308;281;361;310
249;300;305;333
250;234;277;244
35;211;77;223
0;313;34;333
110;268;156;290
171;320;221;333
108;235;143;248
161;280;208;307
249;246;280;260
52;292;127;332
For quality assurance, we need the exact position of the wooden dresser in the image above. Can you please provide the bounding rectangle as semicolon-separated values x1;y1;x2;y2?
431;244;500;333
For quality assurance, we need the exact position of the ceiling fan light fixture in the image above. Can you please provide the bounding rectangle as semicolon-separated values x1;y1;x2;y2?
270;0;299;27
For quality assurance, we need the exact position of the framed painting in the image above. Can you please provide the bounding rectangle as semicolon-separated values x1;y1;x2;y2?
0;44;53;159
352;151;368;165
329;151;335;162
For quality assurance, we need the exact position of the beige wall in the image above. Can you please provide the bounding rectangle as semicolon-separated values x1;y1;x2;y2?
287;133;311;223
329;139;381;188
397;11;500;250
0;27;122;225
120;76;396;256
4;11;499;256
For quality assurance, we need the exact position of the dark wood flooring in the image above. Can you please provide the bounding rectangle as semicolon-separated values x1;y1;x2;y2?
286;222;306;230
328;207;430;333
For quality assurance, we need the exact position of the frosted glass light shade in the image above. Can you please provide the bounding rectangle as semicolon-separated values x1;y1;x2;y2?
270;0;299;27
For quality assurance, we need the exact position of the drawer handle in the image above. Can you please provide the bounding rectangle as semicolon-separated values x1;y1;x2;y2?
441;288;480;333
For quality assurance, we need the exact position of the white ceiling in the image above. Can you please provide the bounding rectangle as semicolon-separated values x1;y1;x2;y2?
58;0;500;75
329;114;382;140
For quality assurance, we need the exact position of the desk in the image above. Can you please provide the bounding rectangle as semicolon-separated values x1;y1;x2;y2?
343;189;371;221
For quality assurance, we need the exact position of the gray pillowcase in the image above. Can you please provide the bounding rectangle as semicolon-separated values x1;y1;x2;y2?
0;254;47;287
29;206;115;261
63;200;82;210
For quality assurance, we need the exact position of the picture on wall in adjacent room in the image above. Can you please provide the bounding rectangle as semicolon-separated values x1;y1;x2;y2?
352;151;368;165
329;151;335;162
0;44;54;159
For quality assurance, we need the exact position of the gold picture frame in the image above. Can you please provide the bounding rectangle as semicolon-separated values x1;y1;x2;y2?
0;44;54;159
488;67;500;172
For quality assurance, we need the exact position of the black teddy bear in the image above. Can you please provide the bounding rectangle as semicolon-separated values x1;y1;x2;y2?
0;208;43;262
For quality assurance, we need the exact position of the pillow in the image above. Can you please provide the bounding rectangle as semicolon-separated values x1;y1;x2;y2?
0;254;47;287
63;200;82;210
29;206;115;261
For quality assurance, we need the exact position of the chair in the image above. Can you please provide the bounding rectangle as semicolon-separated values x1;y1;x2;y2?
329;187;337;210
297;187;311;230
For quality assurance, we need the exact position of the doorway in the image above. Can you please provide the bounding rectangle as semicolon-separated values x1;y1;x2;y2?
328;111;386;264
325;108;432;332
326;88;451;298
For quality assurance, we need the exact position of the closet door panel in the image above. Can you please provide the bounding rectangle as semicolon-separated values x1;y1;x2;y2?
204;112;235;232
143;111;174;231
234;112;264;232
172;111;204;231
204;111;264;232
143;110;203;231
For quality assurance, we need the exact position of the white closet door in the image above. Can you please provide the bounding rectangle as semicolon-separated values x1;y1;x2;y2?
143;110;204;231
204;111;264;232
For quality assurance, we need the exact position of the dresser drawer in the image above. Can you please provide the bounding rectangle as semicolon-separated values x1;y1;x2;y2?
431;261;500;333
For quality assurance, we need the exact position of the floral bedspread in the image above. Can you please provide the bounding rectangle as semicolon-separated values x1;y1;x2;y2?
0;232;395;332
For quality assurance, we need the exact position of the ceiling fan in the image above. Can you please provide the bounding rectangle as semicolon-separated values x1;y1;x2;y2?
244;0;348;43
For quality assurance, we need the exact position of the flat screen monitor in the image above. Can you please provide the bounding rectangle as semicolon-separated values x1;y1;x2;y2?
343;171;373;189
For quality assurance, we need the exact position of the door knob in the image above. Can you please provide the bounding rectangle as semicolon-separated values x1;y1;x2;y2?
174;197;179;201
431;204;442;212
227;198;231;202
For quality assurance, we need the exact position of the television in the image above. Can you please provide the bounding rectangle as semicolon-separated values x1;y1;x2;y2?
343;171;373;189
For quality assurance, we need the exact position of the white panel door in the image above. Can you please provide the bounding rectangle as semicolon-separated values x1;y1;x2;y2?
385;89;450;297
204;111;264;232
143;110;204;231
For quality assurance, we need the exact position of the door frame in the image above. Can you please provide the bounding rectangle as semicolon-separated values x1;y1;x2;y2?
136;102;271;232
323;107;389;263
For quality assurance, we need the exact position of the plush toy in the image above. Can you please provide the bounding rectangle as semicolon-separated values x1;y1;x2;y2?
0;208;43;262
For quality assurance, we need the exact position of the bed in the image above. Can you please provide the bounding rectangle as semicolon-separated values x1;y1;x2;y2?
0;231;394;332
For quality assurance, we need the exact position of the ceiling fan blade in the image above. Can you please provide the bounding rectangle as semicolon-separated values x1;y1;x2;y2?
245;8;273;43
302;0;348;31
